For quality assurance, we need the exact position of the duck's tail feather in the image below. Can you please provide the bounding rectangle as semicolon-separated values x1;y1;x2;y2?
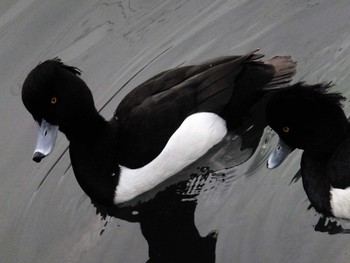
262;56;297;90
202;48;264;66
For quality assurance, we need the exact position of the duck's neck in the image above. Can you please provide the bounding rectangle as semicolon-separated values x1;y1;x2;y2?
62;110;108;141
68;113;120;205
305;119;350;160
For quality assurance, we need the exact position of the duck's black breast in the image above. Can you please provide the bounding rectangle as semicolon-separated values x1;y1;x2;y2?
301;153;332;216
300;127;350;216
327;131;350;189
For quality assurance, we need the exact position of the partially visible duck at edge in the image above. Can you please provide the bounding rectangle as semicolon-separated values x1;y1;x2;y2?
22;49;296;206
267;82;350;219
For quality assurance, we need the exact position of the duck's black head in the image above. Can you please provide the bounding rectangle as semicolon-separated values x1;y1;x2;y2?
22;59;105;162
22;58;99;138
266;82;348;160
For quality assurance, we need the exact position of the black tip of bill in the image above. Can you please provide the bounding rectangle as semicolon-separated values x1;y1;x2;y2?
32;119;59;163
33;152;45;163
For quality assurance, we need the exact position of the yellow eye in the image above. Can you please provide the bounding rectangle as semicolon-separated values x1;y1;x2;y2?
282;127;290;133
50;97;57;104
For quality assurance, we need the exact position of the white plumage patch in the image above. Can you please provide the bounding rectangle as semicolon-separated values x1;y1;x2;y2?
114;112;227;204
330;186;350;219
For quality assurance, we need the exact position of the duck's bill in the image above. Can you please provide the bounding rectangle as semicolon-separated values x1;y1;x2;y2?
32;119;59;163
267;138;294;169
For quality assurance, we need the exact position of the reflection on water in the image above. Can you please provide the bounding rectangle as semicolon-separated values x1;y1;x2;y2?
314;216;350;235
2;0;350;262
96;169;219;263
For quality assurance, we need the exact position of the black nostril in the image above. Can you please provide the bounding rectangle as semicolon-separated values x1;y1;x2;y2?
33;152;45;163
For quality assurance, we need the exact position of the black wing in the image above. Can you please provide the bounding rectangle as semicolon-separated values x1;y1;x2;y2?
114;50;286;168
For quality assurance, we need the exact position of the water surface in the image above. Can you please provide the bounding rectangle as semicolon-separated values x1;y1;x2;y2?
1;1;350;262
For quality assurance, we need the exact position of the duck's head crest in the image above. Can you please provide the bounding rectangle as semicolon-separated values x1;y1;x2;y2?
292;82;345;107
22;58;95;133
266;82;348;154
44;57;82;76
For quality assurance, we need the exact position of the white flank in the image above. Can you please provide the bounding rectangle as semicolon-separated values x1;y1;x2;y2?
114;112;227;204
330;186;350;219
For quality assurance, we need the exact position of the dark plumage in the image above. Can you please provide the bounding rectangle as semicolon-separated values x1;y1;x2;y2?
266;82;350;218
22;50;296;205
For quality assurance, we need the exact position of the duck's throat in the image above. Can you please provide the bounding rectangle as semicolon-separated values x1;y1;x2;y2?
62;111;107;141
113;112;227;204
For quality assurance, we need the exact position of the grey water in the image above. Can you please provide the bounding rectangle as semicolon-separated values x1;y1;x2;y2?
1;0;350;262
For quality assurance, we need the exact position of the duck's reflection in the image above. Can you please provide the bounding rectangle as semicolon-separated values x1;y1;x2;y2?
93;168;218;262
139;179;218;263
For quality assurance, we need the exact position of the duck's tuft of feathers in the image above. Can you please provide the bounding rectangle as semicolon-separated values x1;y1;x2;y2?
38;57;82;76
269;82;346;108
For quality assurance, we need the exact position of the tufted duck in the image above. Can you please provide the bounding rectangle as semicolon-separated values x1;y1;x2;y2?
267;82;350;219
22;50;296;205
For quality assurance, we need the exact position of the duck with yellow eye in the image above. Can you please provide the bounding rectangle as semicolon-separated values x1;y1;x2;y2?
22;51;298;206
266;82;350;219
